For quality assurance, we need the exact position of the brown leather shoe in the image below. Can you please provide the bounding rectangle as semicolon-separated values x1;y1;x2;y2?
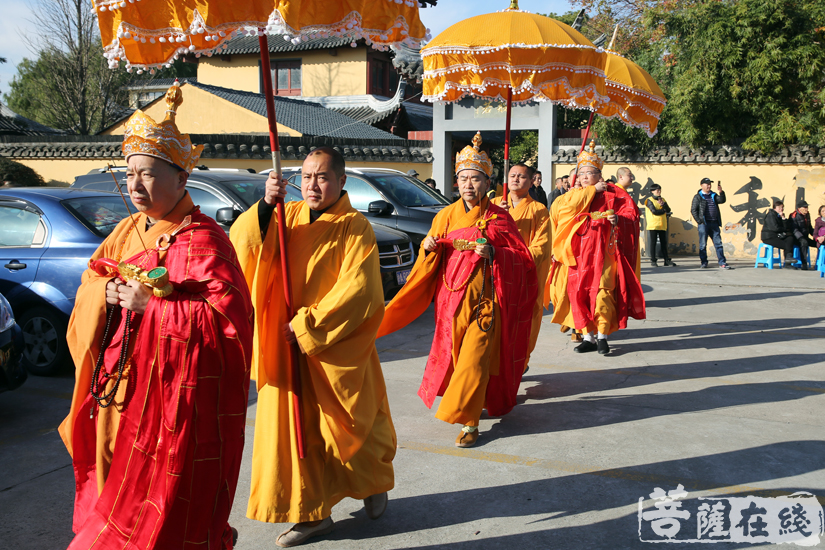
364;491;388;519
276;517;334;547
455;427;479;448
571;332;583;342
560;325;571;333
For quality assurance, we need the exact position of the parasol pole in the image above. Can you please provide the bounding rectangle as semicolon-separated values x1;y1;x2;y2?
258;32;307;460
569;111;595;187
503;87;513;194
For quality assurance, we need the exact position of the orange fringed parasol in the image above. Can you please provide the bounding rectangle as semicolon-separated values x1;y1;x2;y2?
93;0;429;72
567;50;666;138
421;1;608;174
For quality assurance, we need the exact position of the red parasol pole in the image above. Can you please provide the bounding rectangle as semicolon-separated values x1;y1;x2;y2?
503;87;513;194
258;33;306;459
569;111;595;187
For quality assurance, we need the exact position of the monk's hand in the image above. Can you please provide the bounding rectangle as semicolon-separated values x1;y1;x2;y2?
475;244;493;259
106;278;123;308
607;213;618;225
594;181;607;193
118;279;152;315
422;236;439;252
500;200;510;212
284;322;306;353
264;172;289;205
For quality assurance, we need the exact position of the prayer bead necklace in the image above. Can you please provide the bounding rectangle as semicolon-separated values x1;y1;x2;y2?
89;306;133;416
475;256;495;332
442;264;476;292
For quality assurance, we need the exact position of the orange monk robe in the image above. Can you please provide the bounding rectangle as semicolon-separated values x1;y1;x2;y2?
544;188;590;328
379;197;536;425
230;193;396;524
493;195;551;365
60;193;254;549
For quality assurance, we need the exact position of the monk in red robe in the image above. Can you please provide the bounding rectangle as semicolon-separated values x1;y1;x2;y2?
379;132;537;448
58;83;254;549
554;142;645;355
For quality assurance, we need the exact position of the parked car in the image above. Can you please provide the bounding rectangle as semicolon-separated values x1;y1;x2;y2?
0;292;26;391
0;188;134;375
275;167;450;249
73;166;414;300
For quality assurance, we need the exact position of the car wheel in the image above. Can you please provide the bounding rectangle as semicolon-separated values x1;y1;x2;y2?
19;307;69;376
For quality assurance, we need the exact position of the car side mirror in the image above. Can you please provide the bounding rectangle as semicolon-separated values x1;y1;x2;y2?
216;207;242;226
368;200;394;216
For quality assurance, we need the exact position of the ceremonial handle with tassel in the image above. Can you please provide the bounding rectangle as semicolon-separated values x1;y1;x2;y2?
259;33;306;459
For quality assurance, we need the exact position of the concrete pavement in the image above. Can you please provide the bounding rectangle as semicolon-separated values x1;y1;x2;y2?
1;259;824;549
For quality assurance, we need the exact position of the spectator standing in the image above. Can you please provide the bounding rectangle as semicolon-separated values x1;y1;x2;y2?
760;200;795;265
528;170;548;207
690;177;730;269
549;174;570;207
407;169;420;179
814;205;825;246
424;178;442;195
788;200;815;269
644;183;676;266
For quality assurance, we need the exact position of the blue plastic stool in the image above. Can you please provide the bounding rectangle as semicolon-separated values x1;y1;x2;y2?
754;243;782;269
791;246;812;269
816;245;825;278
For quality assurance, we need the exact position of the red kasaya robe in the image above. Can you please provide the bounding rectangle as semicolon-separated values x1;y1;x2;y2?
60;198;254;549
380;198;537;418
565;183;646;333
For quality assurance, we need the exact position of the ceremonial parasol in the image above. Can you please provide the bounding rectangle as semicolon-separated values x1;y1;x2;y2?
92;0;430;459
421;0;608;177
567;48;667;183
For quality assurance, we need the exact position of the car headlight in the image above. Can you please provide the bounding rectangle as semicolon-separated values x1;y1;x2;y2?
0;294;15;332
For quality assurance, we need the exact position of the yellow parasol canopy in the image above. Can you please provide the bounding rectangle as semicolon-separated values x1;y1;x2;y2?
92;0;429;71
421;7;608;108
568;50;667;137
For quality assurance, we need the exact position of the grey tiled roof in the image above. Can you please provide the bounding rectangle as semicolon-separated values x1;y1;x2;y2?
125;77;197;90
217;36;353;56
552;144;825;164
0;134;433;164
329;106;395;126
0;103;64;136
190;81;401;140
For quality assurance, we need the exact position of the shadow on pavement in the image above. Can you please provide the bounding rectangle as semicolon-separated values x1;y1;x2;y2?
520;352;825;402
324;440;825;549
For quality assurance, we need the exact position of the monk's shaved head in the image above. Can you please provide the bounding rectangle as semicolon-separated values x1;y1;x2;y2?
307;147;345;178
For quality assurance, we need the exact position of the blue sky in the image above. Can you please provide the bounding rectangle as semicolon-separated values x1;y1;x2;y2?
0;0;575;97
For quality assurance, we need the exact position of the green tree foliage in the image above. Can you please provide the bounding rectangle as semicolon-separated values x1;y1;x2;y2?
574;0;825;153
0;158;46;187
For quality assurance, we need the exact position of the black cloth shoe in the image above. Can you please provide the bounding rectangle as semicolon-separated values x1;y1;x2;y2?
650;260;658;267
597;339;610;355
574;340;597;353
665;260;677;266
700;263;708;268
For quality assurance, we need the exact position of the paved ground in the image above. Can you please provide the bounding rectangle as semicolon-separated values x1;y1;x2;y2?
2;260;824;549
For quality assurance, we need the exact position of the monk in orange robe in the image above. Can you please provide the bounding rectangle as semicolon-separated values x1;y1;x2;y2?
59;83;254;549
493;163;551;369
230;147;395;548
379;132;537;448
552;143;645;355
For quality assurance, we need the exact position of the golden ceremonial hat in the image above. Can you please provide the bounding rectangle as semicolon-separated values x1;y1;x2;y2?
122;80;203;174
577;140;603;172
455;132;493;177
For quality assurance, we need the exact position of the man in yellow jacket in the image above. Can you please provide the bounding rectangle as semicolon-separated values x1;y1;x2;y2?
644;183;677;266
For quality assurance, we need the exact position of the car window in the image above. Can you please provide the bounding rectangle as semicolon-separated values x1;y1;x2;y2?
221;179;302;207
345;177;384;210
370;175;450;207
187;187;233;220
62;196;133;238
0;206;44;246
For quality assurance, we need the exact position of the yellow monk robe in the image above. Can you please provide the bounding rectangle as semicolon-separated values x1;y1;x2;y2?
493;195;551;366
60;193;197;492
379;197;535;424
230;193;396;524
544;188;593;329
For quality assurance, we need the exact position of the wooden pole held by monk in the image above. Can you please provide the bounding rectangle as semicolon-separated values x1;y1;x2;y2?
258;33;306;459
